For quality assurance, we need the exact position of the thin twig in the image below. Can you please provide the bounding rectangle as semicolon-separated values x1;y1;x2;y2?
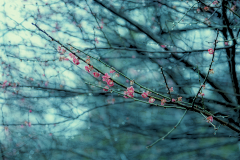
225;5;240;18
197;66;205;109
161;67;172;99
173;2;198;29
192;30;219;107
146;110;188;148
85;0;112;47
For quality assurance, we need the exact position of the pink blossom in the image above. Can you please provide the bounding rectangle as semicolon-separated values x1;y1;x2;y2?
57;46;61;52
231;5;236;11
197;8;200;13
124;88;134;98
110;69;115;73
64;58;69;61
29;110;32;113
107;79;114;87
160;45;166;48
88;65;93;72
93;72;100;78
128;93;134;98
224;41;228;46
103;86;109;91
208;48;214;54
169;87;174;92
127;86;134;94
62;49;66;54
124;91;134;98
204;6;209;11
199;93;205;96
86;58;90;64
212;0;218;5
69;53;75;58
146;91;151;95
85;66;91;73
149;97;155;103
123;91;129;99
206;116;213;123
45;81;48;87
172;98;176;102
73;56;78;63
141;92;148;98
102;73;111;82
161;98;166;105
73;57;80;65
95;37;99;44
28;122;31;127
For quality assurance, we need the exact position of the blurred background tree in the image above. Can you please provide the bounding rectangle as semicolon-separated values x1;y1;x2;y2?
0;0;240;159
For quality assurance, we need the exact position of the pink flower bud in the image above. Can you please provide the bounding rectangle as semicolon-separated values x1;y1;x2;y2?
103;86;109;91
93;72;100;78
149;97;155;103
206;116;213;123
208;48;214;54
141;92;148;98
